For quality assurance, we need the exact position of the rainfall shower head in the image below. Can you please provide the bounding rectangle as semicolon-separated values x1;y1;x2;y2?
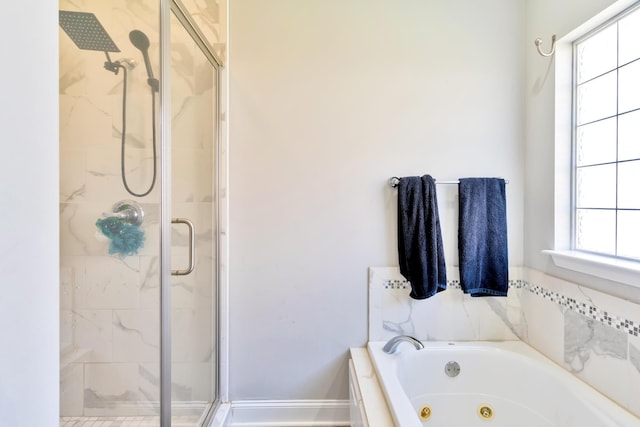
59;10;120;53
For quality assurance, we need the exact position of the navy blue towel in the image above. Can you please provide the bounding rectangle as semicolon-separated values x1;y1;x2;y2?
458;178;508;297
397;175;447;299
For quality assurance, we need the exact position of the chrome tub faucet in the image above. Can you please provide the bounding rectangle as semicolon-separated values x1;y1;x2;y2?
382;335;424;354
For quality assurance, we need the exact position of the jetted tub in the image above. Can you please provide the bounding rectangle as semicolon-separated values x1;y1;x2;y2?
367;340;640;427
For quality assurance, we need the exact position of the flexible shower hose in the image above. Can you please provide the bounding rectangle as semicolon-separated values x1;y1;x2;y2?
117;63;157;198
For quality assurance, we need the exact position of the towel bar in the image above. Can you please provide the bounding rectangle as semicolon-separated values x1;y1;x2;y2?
389;176;509;188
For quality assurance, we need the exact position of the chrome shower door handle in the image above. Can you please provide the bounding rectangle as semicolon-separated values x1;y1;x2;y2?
171;218;195;276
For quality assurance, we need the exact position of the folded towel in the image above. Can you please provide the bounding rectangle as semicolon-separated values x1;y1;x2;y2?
458;178;508;297
397;175;447;299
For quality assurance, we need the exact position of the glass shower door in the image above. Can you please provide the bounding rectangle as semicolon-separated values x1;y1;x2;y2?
59;0;221;425
59;0;164;424
169;7;219;424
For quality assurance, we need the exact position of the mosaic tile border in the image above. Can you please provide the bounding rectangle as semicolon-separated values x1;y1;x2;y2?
383;278;525;290
383;278;639;337
524;282;639;337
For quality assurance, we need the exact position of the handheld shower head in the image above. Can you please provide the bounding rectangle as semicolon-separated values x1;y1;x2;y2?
129;30;158;92
129;30;150;52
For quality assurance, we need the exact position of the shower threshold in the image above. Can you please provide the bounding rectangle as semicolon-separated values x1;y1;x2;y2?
60;415;202;427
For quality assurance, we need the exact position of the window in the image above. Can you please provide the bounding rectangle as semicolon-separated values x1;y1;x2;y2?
573;4;640;261
545;1;640;291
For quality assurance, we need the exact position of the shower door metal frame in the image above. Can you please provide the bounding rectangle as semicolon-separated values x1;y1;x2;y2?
159;1;224;425
159;1;172;424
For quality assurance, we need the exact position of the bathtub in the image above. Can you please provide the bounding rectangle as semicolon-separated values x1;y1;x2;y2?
367;340;640;427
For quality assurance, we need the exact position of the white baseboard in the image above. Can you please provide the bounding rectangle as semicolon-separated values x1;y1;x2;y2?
229;399;350;426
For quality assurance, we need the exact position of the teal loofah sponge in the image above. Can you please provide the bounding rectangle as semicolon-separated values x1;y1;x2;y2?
96;217;145;257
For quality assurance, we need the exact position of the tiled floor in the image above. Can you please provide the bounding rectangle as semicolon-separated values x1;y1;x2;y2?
60;416;201;427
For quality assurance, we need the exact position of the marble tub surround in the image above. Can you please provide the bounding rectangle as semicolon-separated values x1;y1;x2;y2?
522;269;640;418
368;266;525;342
369;266;640;418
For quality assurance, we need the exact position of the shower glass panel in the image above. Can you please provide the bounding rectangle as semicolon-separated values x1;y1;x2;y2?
169;8;218;423
176;0;227;63
59;0;220;425
59;1;163;424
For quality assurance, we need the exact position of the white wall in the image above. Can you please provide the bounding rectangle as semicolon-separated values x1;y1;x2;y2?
0;1;59;425
229;0;524;400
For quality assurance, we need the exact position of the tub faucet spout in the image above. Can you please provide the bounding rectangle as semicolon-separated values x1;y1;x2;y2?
382;335;424;354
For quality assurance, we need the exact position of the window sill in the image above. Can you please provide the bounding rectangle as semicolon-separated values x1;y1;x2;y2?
542;250;640;288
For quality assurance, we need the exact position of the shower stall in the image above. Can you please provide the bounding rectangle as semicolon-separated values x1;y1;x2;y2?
59;0;224;425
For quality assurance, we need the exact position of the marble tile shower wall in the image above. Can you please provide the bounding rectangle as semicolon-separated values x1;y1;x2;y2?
59;0;219;417
369;267;640;418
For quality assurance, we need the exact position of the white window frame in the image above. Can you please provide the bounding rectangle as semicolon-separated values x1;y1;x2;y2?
544;0;640;289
